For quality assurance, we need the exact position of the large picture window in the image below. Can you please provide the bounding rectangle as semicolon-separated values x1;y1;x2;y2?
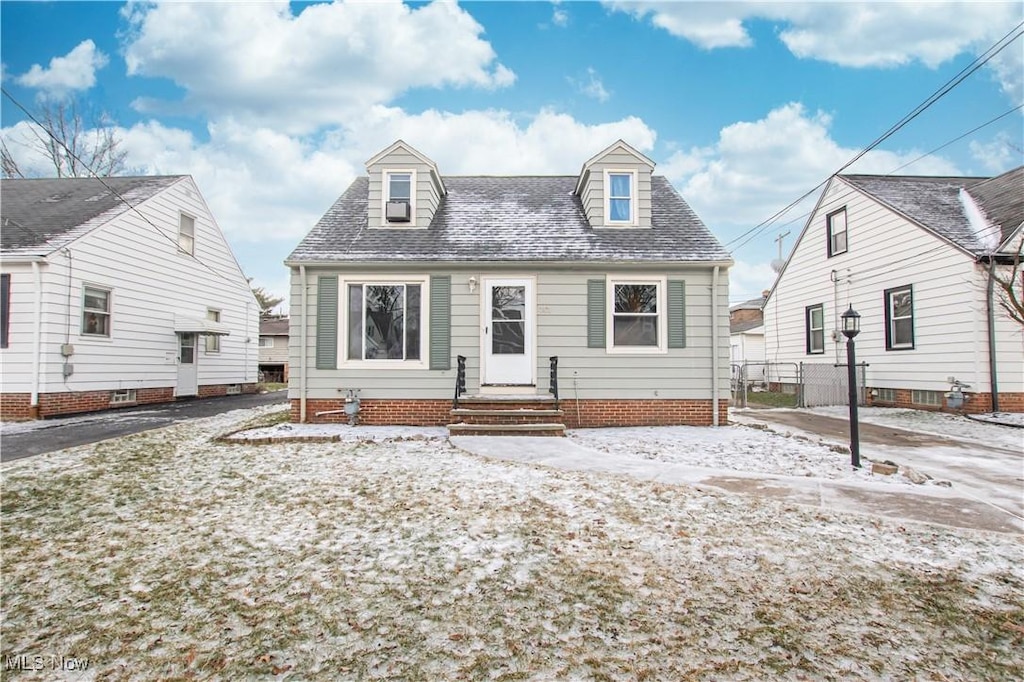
82;285;111;337
885;285;914;350
827;208;848;257
607;278;666;351
347;282;422;361
805;303;824;354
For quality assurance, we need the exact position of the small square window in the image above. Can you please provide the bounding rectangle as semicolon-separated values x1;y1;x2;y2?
206;309;221;353
388;173;411;201
82;286;111;337
805;304;824;354
259;337;274;348
179;214;195;255
827;208;847;257
111;389;137;405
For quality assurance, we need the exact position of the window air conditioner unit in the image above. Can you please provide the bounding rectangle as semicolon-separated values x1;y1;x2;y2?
385;200;411;222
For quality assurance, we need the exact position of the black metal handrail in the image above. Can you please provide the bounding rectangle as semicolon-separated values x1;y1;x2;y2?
453;355;467;408
548;356;559;407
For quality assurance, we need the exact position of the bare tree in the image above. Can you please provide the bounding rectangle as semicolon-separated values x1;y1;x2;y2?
250;282;285;317
992;240;1024;327
2;99;127;179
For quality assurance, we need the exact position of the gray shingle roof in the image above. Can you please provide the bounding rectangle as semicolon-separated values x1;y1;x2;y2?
840;170;1023;256
730;318;764;334
966;166;1024;248
260;317;290;335
729;295;766;312
1;176;183;256
287;175;730;264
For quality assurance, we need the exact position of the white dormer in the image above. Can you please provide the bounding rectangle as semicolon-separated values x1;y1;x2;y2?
365;140;446;229
574;140;655;228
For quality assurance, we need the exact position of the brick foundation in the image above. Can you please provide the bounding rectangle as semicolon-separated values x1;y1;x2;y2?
292;397;728;427
0;383;259;421
867;388;1024;414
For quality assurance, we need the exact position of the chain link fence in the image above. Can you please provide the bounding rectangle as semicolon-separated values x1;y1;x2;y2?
731;361;867;408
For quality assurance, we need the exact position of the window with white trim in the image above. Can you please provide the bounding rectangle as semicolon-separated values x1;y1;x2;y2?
179;214;196;254
874;387;897;403
605;170;636;225
827;208;847;257
383;170;415;224
608;279;665;351
82;286;111;337
259;337;274;348
805;304;824;354
346;280;424;362
885;285;914;350
206;309;221;353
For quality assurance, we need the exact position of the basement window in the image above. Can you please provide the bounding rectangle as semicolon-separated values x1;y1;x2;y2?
110;389;137;405
911;390;942;406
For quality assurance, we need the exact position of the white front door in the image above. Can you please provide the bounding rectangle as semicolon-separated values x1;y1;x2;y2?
176;333;198;397
482;278;534;386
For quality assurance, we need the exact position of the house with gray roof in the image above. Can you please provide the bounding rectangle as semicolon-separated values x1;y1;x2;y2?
285;140;733;432
0;175;259;420
763;166;1023;413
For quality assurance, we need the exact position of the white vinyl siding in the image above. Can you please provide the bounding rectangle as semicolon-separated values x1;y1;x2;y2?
293;267;729;401
763;176;1024;396
0;177;258;396
367;145;443;229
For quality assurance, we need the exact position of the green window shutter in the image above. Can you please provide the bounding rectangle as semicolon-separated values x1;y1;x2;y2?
429;275;451;370
316;276;338;369
667;280;686;349
587;279;606;348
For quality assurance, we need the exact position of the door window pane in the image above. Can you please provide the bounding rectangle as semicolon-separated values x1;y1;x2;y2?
492;286;525;355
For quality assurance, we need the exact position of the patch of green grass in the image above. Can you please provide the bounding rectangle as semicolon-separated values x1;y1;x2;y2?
741;390;799;408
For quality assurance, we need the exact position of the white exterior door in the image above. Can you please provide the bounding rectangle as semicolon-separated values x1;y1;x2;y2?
176;333;198;397
482;278;534;385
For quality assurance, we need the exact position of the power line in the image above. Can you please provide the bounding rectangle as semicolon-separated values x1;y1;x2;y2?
725;20;1024;253
1;86;251;293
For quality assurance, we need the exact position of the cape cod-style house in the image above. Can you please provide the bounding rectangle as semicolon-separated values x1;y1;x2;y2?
285;140;733;434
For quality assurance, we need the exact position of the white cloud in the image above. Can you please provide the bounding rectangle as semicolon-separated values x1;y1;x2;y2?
570;68;611;103
605;1;1023;98
662;102;961;262
969;131;1022;173
729;258;778;305
552;3;569;28
120;0;516;134
16;40;108;100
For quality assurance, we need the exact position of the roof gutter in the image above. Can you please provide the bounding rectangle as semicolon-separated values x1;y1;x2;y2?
283;258;736;270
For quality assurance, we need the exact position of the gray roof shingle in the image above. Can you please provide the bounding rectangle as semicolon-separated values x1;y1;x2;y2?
1;176;184;256
260;317;290;335
840;168;1023;256
287;175;730;264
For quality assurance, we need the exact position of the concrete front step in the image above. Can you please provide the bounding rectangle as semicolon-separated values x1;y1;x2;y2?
448;422;566;437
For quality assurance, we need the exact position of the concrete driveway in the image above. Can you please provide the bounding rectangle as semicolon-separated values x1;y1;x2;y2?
0;391;288;462
731;407;1023;530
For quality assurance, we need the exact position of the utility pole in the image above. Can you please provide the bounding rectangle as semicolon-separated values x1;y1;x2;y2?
774;231;790;261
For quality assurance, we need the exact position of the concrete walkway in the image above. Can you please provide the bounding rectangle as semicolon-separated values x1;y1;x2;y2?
451;436;1022;535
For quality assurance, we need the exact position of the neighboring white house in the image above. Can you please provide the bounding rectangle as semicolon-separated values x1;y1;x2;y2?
1;176;259;419
285;140;733;432
259;316;289;383
763;167;1023;413
729;294;767;383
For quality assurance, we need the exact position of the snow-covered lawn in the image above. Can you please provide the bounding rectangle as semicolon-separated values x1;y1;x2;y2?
2;405;1022;680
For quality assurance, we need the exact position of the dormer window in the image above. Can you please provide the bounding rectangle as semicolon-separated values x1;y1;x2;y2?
385;170;415;224
605;170;637;225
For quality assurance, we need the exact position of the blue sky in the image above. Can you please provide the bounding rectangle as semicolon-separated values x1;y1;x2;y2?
2;1;1022;308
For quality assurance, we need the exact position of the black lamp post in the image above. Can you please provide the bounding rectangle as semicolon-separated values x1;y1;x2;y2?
841;305;862;468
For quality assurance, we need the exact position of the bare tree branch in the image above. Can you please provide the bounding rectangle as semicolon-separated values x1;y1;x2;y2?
993;239;1024;327
2;98;127;179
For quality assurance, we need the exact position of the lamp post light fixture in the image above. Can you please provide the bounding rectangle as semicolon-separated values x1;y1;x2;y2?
840;305;862;469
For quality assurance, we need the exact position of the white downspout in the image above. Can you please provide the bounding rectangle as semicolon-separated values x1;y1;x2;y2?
30;261;42;416
299;265;308;423
712;265;721;426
